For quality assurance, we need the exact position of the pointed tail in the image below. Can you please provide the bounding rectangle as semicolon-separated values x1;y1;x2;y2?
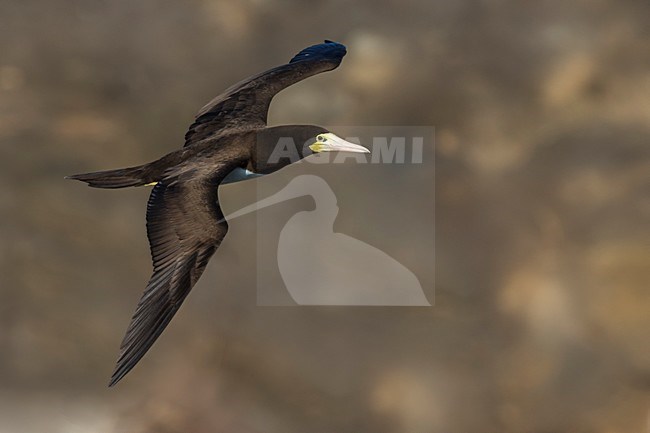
66;165;150;189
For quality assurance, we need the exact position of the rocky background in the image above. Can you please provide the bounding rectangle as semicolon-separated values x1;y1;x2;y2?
1;0;648;432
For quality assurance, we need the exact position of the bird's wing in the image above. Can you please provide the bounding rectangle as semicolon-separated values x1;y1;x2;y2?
184;40;346;146
109;165;233;386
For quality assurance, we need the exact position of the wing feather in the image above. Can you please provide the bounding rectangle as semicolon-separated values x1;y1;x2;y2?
184;40;346;146
109;171;230;386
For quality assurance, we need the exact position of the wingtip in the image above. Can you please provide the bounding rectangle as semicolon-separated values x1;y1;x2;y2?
108;359;128;387
289;40;347;64
108;371;122;387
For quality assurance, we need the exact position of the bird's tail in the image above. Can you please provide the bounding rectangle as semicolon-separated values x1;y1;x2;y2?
66;164;151;189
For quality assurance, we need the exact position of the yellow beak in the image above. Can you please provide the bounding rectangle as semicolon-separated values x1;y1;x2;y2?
309;133;370;154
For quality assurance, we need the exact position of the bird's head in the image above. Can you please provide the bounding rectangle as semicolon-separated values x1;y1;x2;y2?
251;125;369;173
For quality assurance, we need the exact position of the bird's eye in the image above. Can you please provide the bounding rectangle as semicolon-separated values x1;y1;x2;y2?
317;135;325;142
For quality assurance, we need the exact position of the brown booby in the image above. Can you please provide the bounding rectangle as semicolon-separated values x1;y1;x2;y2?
67;40;369;386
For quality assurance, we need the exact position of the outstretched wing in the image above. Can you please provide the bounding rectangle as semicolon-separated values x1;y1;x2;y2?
109;169;231;386
184;40;347;146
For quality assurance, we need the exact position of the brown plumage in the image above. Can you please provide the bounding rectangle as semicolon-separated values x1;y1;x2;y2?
67;41;352;386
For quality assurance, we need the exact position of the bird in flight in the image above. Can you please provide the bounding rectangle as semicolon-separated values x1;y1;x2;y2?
67;40;369;386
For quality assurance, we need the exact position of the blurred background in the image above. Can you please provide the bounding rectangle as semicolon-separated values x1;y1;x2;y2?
1;0;649;432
